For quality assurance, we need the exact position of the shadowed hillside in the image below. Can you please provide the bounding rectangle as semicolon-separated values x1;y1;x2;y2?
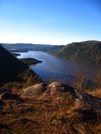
55;41;101;64
0;45;42;87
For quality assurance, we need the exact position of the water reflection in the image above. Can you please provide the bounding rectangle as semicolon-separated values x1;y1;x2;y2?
17;51;101;83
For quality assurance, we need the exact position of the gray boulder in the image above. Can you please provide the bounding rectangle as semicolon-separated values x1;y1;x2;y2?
21;82;47;97
40;81;76;98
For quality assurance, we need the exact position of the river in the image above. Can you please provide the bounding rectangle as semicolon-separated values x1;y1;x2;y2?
17;51;101;84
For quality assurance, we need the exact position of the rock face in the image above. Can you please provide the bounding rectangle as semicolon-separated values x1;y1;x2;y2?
21;83;47;97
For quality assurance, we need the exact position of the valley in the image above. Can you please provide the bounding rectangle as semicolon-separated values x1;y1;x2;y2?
0;41;101;134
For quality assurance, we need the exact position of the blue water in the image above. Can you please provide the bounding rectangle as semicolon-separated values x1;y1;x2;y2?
17;51;101;84
30;67;72;84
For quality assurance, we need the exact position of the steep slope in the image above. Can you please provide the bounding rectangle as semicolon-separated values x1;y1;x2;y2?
0;45;41;86
56;41;101;64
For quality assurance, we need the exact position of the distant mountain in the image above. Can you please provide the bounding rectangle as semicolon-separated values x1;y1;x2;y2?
0;45;41;86
55;41;101;64
1;43;64;52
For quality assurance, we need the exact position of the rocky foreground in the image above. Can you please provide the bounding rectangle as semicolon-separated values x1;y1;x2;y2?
0;82;101;134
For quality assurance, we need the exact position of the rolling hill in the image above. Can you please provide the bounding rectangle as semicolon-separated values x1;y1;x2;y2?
55;41;101;64
1;43;64;52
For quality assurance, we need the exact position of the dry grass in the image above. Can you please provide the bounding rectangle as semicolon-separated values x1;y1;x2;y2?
85;88;101;98
0;91;101;134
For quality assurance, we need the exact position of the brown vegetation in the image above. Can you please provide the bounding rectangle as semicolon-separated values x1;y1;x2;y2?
0;82;101;134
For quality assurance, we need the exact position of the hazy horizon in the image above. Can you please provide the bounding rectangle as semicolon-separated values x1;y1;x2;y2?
1;39;101;46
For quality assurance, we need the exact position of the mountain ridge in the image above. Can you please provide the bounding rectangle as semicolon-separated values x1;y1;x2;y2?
1;43;64;52
54;40;101;64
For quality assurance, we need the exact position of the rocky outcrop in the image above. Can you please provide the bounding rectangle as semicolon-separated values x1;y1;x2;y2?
21;82;47;97
39;82;101;120
22;81;101;114
74;88;101;116
40;82;76;98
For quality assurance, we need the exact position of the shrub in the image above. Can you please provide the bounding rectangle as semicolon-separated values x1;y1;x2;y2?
69;68;88;90
93;69;101;88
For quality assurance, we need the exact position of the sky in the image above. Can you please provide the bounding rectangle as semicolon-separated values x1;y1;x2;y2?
0;0;101;45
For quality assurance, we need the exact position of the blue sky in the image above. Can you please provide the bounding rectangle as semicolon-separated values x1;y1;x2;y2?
0;0;101;45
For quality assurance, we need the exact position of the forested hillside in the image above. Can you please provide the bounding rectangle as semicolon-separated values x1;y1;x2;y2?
55;41;101;64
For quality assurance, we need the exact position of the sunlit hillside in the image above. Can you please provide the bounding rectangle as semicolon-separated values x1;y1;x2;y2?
55;41;101;64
